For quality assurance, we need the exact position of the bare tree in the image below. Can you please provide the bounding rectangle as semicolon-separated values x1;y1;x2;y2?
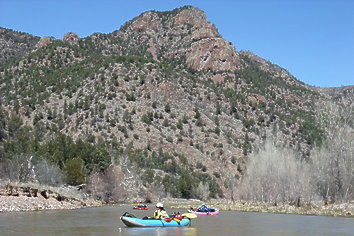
104;166;129;203
311;100;354;203
86;171;106;200
237;137;316;205
224;174;238;203
35;158;63;186
193;181;210;201
236;99;354;205
0;154;35;183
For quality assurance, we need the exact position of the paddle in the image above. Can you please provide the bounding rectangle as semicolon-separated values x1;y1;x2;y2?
182;213;197;219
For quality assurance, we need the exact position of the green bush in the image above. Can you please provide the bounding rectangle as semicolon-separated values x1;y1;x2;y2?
214;126;221;136
164;103;171;113
64;157;85;186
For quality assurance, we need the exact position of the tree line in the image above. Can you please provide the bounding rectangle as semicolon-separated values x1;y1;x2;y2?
236;100;353;204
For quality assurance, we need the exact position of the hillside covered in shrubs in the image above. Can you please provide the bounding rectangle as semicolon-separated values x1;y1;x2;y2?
0;6;353;205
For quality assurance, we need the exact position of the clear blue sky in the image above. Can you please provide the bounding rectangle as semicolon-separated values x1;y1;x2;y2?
1;0;353;88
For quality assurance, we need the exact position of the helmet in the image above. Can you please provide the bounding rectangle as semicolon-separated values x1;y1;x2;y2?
156;202;163;208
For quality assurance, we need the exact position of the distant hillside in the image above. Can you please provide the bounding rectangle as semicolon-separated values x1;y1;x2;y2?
318;85;354;103
0;6;352;202
0;27;40;65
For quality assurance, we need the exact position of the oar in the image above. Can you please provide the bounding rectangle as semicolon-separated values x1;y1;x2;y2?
182;213;197;219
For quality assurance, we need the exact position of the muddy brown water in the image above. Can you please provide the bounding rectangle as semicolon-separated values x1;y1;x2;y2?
0;205;353;235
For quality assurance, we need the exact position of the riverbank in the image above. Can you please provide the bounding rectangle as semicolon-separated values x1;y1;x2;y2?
1;184;353;217
0;184;102;213
167;199;354;217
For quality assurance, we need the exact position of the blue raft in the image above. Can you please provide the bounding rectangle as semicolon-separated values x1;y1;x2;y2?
120;212;191;227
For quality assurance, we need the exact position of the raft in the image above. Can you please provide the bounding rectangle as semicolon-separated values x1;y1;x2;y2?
133;205;149;210
120;213;191;227
188;209;220;215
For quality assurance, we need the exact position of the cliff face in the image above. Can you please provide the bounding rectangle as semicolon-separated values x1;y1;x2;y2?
0;6;352;200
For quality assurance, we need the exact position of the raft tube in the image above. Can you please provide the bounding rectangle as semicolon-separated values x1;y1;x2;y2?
120;214;191;227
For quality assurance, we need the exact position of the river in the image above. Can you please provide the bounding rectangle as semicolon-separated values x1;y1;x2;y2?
0;205;353;235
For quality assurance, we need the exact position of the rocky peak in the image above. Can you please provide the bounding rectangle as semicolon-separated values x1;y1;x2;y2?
173;6;220;40
117;6;241;74
174;7;240;72
125;6;218;38
62;32;79;45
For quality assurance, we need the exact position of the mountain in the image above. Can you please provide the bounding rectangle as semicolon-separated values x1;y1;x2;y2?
0;6;352;201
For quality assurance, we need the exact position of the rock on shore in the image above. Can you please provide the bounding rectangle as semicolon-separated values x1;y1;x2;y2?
0;184;102;213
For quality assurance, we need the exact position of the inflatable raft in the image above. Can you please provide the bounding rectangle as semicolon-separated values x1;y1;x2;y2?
133;205;149;210
188;209;220;215
120;213;191;227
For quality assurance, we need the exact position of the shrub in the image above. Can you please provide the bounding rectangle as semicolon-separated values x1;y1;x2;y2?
164;103;171;113
166;136;173;143
163;118;170;127
152;101;158;109
214;127;221;136
64;157;85;186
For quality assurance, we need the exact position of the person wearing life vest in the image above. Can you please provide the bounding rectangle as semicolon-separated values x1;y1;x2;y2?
198;204;207;212
154;202;169;219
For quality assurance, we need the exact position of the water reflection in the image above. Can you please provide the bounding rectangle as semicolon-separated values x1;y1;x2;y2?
118;227;197;236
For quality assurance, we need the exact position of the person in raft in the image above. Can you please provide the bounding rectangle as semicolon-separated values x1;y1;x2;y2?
154;202;169;219
198;204;208;212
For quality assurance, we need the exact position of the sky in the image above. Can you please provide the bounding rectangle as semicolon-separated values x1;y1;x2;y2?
0;0;353;88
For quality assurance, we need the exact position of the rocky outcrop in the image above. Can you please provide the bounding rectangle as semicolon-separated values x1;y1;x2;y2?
173;7;220;40
187;38;240;71
62;32;79;45
169;7;241;72
131;12;162;34
166;7;241;72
